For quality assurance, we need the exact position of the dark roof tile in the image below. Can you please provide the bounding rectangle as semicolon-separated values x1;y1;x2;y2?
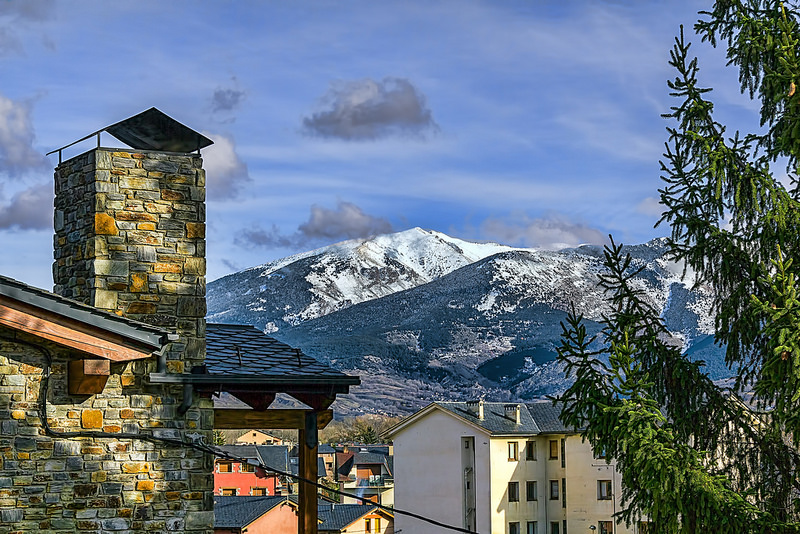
213;496;293;528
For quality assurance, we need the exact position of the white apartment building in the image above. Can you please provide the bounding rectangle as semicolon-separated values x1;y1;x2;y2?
388;400;643;534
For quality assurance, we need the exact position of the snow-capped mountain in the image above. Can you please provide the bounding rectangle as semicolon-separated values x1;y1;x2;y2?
207;227;516;331
207;230;724;416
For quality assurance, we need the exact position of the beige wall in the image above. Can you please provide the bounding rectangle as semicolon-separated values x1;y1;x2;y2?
393;407;638;534
492;434;635;534
393;409;492;534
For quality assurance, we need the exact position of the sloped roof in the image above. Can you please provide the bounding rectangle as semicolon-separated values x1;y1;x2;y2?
213;495;295;529
387;400;575;438
318;504;388;532
256;445;291;472
216;445;260;460
203;323;360;386
0;274;171;353
435;401;543;435
526;401;571;433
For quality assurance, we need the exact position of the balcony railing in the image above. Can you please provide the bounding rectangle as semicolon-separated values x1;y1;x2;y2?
353;475;393;487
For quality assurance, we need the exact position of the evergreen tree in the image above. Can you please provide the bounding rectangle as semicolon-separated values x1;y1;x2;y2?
557;2;800;532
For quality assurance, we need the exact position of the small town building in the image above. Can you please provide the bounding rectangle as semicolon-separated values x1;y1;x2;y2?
387;400;631;534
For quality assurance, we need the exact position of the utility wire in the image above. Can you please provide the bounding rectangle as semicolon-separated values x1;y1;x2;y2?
4;335;479;534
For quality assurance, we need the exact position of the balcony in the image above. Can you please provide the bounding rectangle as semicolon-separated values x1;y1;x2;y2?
353;475;393;488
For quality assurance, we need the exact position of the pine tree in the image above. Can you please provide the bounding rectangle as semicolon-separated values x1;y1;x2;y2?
557;2;800;532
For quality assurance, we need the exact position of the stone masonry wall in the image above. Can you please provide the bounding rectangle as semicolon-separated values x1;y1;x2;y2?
0;147;217;533
53;148;206;373
0;330;214;533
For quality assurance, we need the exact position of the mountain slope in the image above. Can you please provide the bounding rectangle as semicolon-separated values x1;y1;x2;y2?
207;227;514;331
207;230;723;416
275;240;719;414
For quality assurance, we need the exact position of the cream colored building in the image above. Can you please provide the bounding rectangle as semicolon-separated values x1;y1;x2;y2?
388;400;640;534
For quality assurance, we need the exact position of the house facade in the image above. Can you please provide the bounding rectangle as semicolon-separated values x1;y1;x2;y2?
318;503;394;534
213;495;298;534
389;400;633;534
336;446;394;506
0;113;216;532
213;445;291;497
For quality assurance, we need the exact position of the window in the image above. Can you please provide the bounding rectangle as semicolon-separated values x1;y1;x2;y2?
508;481;520;502
638;521;654;533
597;480;612;500
527;521;537;534
599;521;613;534
365;518;372;533
509;522;520;534
549;480;559;500
549;440;558;460
562;478;566;508
375;518;381;532
594;445;607;460
561;439;566;468
508;441;519;461
526;480;537;501
217;462;232;473
526;440;536;460
251;487;268;496
220;488;237;496
240;462;255;473
550;521;560;534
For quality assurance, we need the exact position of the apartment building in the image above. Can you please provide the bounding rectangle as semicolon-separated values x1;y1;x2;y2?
388;400;636;534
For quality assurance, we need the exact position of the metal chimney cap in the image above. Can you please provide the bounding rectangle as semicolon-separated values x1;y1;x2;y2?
47;107;213;157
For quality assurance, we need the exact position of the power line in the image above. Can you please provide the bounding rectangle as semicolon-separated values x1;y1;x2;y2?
5;334;479;534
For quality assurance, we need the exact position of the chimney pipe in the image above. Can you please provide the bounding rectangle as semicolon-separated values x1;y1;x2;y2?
466;399;484;420
504;403;521;425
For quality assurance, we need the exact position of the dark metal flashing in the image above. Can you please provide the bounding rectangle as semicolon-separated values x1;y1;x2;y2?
0;274;172;350
47;107;213;160
148;372;359;388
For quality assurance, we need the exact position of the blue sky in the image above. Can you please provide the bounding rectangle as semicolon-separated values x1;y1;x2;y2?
0;0;760;288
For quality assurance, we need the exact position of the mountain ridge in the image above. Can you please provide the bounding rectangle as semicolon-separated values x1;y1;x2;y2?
207;229;724;416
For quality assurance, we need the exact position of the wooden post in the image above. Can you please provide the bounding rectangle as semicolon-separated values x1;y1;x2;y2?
298;411;318;534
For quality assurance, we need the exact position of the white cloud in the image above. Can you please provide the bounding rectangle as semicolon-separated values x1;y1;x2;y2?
302;77;438;141
0;182;52;229
236;201;393;249
480;212;609;250
0;94;48;175
636;196;664;217
200;131;250;200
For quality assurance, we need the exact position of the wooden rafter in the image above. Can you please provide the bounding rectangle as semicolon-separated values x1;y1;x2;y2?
213;409;333;430
0;297;154;361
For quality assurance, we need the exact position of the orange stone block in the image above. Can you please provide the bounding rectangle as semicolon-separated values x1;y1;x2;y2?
137;223;156;231
120;375;136;387
130;272;148;293
120;409;135;419
20;364;41;375
154;263;182;274
165;491;181;501
136;480;155;491
81;409;103;429
186;222;205;239
94;213;118;235
122;462;150;474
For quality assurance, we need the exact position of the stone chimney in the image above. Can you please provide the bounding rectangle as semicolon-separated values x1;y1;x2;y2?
504;403;521;425
52;108;212;372
466;399;484;419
